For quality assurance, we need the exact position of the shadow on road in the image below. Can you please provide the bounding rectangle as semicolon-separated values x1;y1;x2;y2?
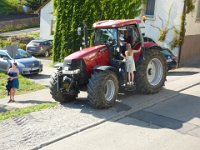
126;90;200;131
168;71;199;76
59;84;200;132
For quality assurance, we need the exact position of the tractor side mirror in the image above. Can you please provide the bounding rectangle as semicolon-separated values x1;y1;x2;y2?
77;27;82;36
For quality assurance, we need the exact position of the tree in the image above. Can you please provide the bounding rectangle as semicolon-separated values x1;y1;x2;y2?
25;0;48;10
53;0;142;62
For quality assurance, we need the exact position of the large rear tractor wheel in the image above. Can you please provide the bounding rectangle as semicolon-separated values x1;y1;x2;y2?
49;72;77;103
87;70;119;109
135;48;167;94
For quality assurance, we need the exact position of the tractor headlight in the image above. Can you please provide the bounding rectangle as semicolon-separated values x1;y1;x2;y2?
62;69;80;74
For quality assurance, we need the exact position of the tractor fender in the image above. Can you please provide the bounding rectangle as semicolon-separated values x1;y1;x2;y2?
93;65;119;76
137;44;162;63
144;42;162;51
145;45;162;51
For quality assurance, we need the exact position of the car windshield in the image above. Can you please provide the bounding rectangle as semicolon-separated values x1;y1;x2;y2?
29;41;42;46
0;51;10;59
14;49;32;59
94;28;117;46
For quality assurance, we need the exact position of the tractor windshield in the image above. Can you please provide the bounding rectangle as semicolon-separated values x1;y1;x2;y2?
94;28;117;46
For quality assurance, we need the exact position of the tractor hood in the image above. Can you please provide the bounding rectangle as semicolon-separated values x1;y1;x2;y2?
64;45;107;60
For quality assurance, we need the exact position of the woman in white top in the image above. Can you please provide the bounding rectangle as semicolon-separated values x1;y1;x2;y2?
121;43;141;85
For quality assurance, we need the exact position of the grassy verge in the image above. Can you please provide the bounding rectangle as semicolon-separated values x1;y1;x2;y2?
0;73;46;99
0;103;57;121
17;31;40;39
0;0;24;15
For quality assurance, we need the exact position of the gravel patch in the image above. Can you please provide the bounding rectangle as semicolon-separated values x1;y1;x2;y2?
0;103;117;150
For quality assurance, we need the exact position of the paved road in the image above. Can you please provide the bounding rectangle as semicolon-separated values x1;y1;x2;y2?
0;27;40;36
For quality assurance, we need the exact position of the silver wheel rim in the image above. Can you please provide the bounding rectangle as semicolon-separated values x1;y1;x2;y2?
104;80;115;102
146;58;163;86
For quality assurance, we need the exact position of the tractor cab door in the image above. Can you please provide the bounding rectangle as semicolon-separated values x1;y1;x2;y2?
118;25;141;55
118;25;142;63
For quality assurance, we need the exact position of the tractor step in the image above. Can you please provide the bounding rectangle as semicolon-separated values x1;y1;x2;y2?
121;84;136;91
125;85;136;91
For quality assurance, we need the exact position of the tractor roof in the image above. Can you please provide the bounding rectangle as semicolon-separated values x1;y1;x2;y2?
93;19;141;28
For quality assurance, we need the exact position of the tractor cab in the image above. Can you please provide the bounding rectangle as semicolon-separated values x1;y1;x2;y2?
93;20;143;62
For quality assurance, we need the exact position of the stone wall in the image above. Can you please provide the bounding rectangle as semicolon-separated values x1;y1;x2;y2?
0;16;39;32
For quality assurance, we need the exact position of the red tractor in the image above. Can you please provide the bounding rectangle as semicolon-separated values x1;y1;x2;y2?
50;19;167;108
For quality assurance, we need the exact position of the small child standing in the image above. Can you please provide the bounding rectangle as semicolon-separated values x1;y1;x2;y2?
121;43;141;85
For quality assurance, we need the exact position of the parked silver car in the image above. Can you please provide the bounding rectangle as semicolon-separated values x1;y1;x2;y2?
0;49;43;75
26;40;52;57
0;51;11;73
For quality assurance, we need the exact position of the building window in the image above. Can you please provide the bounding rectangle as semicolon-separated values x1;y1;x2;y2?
145;0;156;17
51;19;56;35
197;0;200;21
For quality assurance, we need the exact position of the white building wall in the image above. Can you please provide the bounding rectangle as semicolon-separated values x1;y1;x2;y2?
40;0;54;40
142;0;184;56
185;0;200;35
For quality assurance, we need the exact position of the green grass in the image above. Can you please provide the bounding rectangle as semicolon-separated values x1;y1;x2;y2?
0;73;46;99
0;103;57;121
0;0;25;15
18;31;40;39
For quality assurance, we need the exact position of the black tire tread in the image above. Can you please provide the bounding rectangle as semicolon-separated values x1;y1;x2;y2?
49;72;77;103
135;48;167;94
87;70;119;109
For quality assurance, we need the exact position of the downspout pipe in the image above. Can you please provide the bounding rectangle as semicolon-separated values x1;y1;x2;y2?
178;0;187;67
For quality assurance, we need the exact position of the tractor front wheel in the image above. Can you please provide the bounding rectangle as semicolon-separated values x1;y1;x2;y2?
87;70;119;109
49;72;77;103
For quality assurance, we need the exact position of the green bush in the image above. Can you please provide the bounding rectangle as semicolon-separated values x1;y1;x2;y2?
0;40;12;48
0;0;25;15
19;43;26;49
8;36;33;44
0;40;26;50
